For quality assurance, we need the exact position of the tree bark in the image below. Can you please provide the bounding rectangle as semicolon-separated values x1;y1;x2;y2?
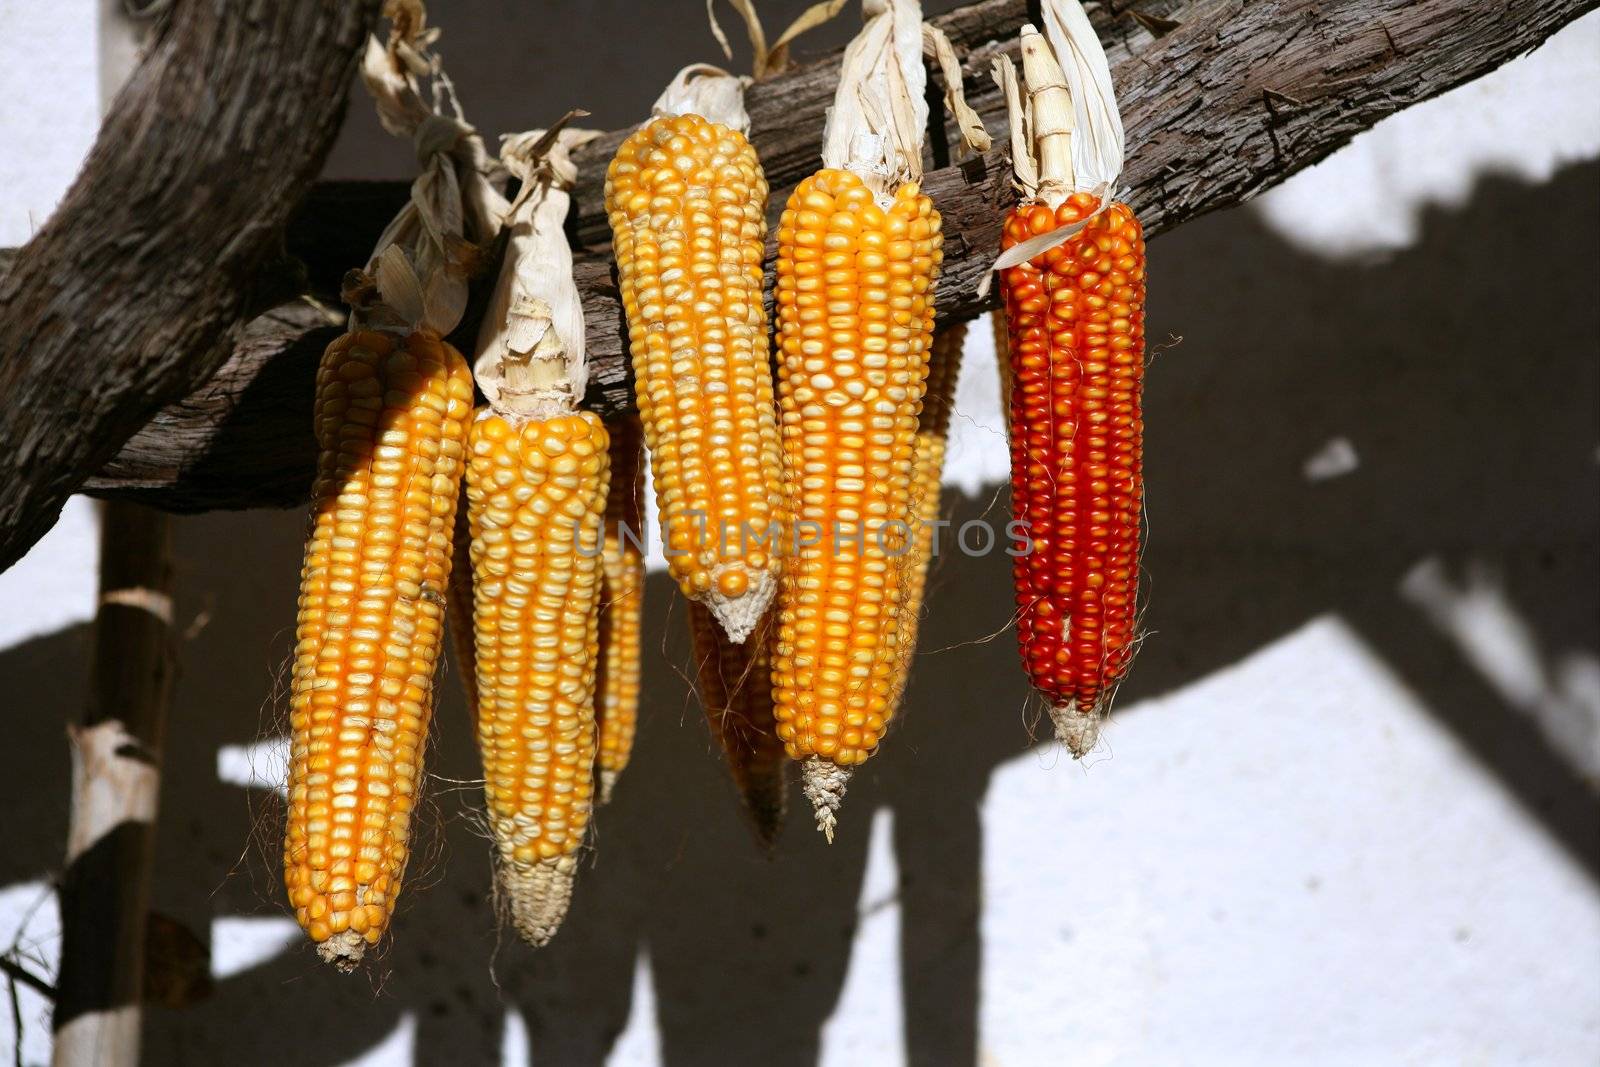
10;0;1599;519
0;0;380;570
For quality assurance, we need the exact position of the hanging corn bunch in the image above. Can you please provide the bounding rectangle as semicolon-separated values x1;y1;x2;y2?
605;63;784;644
467;120;609;948
595;414;647;806
689;604;787;848
283;5;504;971
992;1;1146;756
772;0;988;839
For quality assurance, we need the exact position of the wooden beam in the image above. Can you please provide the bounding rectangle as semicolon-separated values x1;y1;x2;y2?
18;0;1600;516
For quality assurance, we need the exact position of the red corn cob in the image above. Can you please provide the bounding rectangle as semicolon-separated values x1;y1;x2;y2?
1001;192;1145;755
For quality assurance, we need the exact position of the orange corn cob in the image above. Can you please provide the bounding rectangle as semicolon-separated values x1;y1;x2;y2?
689;604;786;848
1001;193;1145;755
466;409;610;946
890;321;965;710
772;168;943;837
284;328;473;970
595;415;646;805
606;111;784;641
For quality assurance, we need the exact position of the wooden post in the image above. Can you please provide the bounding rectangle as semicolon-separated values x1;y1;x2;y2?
51;503;177;1067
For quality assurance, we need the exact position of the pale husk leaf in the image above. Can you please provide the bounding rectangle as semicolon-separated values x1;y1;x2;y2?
1041;0;1124;195
706;0;848;79
821;0;929;198
922;23;991;155
473;119;601;422
652;63;752;134
982;2;1127;291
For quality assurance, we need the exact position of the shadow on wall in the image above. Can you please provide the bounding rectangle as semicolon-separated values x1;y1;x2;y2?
0;163;1596;1066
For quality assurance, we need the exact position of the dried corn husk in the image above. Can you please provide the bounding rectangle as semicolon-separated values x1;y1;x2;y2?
985;0;1127;282
347;1;507;334
473;117;600;420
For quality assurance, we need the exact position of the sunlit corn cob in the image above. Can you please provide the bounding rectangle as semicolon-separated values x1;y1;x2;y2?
595;415;646;806
772;168;943;838
605;112;784;642
446;489;477;716
1001;194;1145;755
284;328;473;970
466;409;610;947
689;604;786;848
889;321;966;711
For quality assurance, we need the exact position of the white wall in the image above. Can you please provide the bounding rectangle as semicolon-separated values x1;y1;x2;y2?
2;5;1597;1066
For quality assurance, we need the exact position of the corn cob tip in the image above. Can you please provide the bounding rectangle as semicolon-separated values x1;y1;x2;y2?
1051;705;1102;759
598;769;619;808
800;760;852;844
704;568;777;645
503;855;578;948
314;930;368;973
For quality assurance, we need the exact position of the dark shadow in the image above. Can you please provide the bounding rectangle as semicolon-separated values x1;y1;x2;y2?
0;162;1593;1066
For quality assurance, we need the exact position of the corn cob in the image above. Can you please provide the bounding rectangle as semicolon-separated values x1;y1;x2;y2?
467;407;609;946
889;321;966;711
284;328;473;969
1003;196;1144;753
606;71;784;643
595;414;646;806
995;9;1145;755
689;604;786;847
282;7;506;969
772;169;943;837
468;124;607;947
769;0;981;840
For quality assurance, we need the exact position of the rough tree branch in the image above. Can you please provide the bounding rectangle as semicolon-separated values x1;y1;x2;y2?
6;0;1594;521
0;0;381;569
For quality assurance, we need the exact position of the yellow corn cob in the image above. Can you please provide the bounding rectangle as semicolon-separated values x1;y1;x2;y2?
606;111;784;642
772;169;943;838
284;328;473;970
466;408;609;947
446;488;477;716
595;414;646;805
689;604;786;848
890;321;965;711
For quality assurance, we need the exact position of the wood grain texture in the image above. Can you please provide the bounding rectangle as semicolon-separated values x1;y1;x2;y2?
23;0;1600;514
0;0;380;568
